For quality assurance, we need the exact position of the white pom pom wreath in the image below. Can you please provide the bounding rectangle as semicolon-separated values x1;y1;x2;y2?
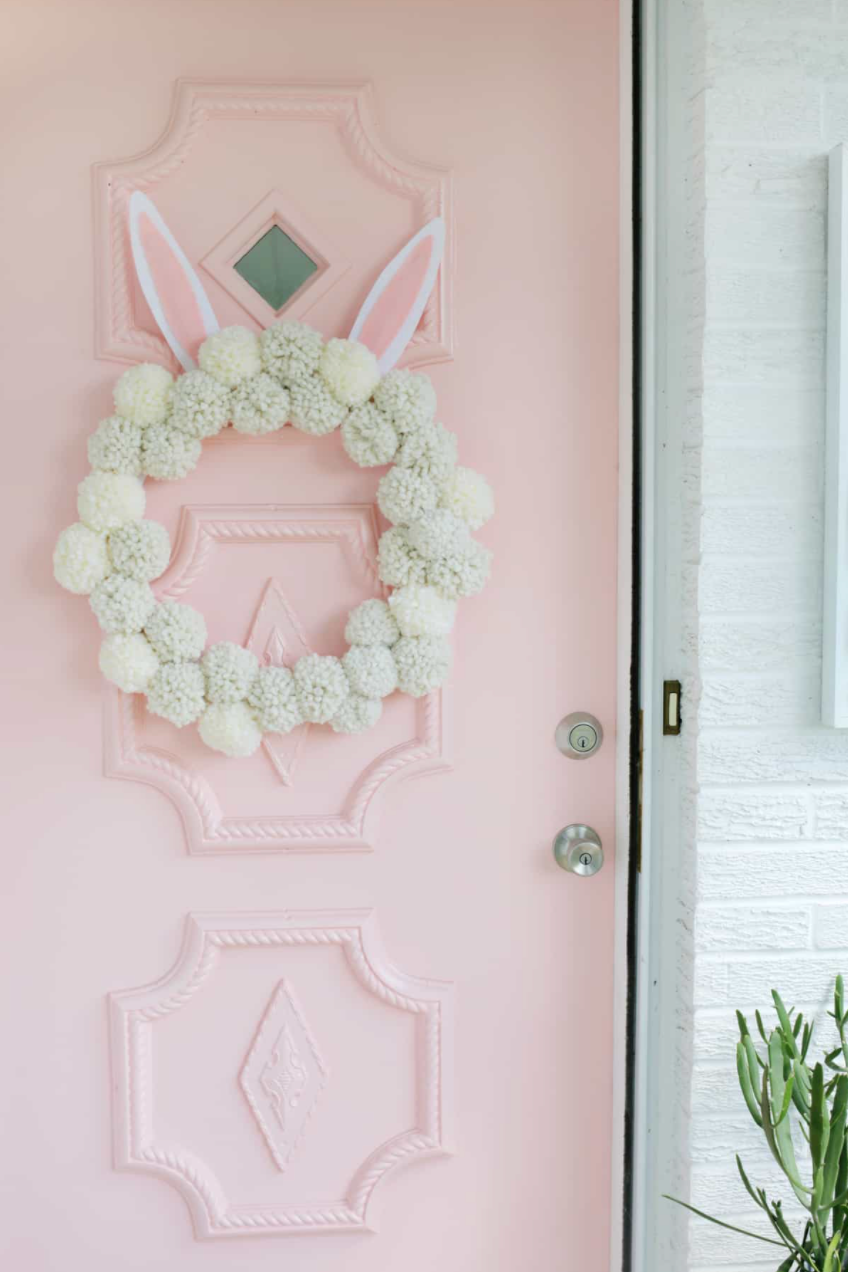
389;584;457;638
99;633;159;693
396;420;457;484
344;598;400;647
319;338;380;407
439;466;495;531
392;635;452;698
373;370;436;435
343;644;398;698
107;520;170;582
90;573;155;635
377;527;428;588
202;641;259;704
141;423;201;481
293;653;349;724
146;661;206;727
231;373;290;435
247;666;302;734
78;472;145;533
199;701;263;758
113;363;173;426
341;403;399;467
377;466;440;526
426;540;493;599
144;601;207;662
406;508;470;560
53;523;110;595
288;374;348;436
199;326;261;387
87;416;143;476
170;370;231;439
260;321;324;384
331;693;382;735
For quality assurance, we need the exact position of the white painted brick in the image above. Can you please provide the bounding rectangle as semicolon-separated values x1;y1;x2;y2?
824;86;848;143
705;0;832;24
705;27;848;78
699;731;848;784
704;77;822;144
705;264;824;324
697;559;820;615
697;791;809;840
700;505;822;557
704;147;826;206
694;384;823;444
695;905;810;951
726;956;841;1007
695;960;730;1007
700;444;820;501
704;207;824;269
814;903;848;948
695;618;821;671
702;328;824;385
697;846;848;901
699;674;819;726
814;791;848;838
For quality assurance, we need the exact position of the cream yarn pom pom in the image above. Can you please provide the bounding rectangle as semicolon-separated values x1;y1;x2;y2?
439;466;495;530
331;693;382;735
202;642;259;704
99;633;159;692
376;527;428;588
396;420;457;484
170;370;231;439
389;584;456;638
392;635;452;697
343;644;398;698
90;573;155;635
373;369;436;435
113;363;173;426
141;424;201;481
146;661;206;727
247;666;302;734
144;601;207;662
344;598;400;647
107;520;170;582
341;402;399;467
77;472;145;533
426;540;492;599
199;701;263;758
289;374;348;436
199;326;261;388
231;373;290;435
377;466;440;527
319;338;380;407
406;508;470;560
87;416;143;476
53;523;110;595
293;653;349;723
260;320;323;384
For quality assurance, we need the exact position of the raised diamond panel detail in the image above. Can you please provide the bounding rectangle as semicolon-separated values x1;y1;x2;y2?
234;226;319;312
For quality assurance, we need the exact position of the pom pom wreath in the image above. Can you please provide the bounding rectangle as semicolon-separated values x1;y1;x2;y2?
260;320;323;384
373;369;436;435
144;601;207;662
389;584;457;638
99;633;159;693
170;370;231;439
146;661;206;727
247;665;302;734
199;326;261;388
406;508;470;560
113;363;173;426
231;373;290;435
288;374;348;436
330;693;382;735
199;701;263;758
377;465;440;526
201;641;259;704
426;540;492;599
439;466;495;531
341;402;399;467
396;420;457;484
53;523;110;595
77;472;145;533
107;520;170;582
141;423;201;481
343;644;398;699
87;416;143;476
293;653;349;724
344;598;400;647
377;526;428;588
90;573;155;635
319;338;380;407
392;635;452;698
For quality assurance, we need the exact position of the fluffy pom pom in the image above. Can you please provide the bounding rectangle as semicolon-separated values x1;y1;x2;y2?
144;601;207;662
341;402;399;467
107;520;170;582
77;472;145;533
146;661;206;727
426;540;492;599
99;633;159;692
53;523;110;595
392;635;452;698
170;370;231;439
113;363;173;426
377;527;428;588
406;508;470;560
231;373;290;435
330;693;382;735
141;423;201;481
439;466;495;530
87;416;143;476
377;466;440;527
293;653;349;724
202;641;259;704
90;573;155;635
373;370;436;435
319;338;380;407
260;321;324;384
344;598;400;647
343;644;398;698
199;326;261;387
288;374;348;436
247;666;302;734
396;420;457;484
199;701;263;758
389;584;457;638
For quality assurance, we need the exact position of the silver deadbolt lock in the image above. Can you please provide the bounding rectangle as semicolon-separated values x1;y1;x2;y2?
552;825;604;876
555;712;603;759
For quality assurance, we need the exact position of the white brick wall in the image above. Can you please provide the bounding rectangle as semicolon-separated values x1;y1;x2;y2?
681;1;848;1267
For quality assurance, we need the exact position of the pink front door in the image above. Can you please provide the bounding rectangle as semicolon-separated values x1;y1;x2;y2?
1;2;622;1268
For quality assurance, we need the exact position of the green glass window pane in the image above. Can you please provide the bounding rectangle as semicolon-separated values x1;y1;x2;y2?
234;226;319;311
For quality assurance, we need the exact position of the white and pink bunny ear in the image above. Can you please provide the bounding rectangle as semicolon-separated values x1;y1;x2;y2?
349;218;445;374
128;192;219;370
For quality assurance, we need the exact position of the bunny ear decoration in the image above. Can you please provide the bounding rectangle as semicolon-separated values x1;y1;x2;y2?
349;218;445;374
128;192;220;371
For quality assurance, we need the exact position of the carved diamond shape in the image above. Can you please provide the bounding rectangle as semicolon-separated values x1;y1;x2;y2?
245;579;313;786
234;225;319;312
240;979;328;1172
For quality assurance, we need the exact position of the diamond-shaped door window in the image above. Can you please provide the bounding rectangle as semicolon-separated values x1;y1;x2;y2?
233;226;319;312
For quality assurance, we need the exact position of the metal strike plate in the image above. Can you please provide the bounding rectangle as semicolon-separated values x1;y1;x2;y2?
554;712;603;759
552;824;604;876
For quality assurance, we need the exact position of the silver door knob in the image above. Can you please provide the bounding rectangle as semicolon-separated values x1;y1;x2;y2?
552;825;604;876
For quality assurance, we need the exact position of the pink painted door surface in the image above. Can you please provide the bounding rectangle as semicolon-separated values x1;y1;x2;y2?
0;1;621;1268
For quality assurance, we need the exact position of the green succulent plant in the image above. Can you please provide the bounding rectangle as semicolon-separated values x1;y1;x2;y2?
666;975;848;1271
